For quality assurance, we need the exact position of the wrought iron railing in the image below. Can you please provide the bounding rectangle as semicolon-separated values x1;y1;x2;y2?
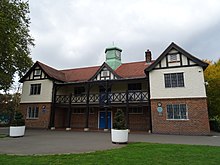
55;90;148;105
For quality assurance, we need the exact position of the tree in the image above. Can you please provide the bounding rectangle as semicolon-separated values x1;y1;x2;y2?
204;59;220;118
0;0;34;92
113;109;126;130
0;92;20;125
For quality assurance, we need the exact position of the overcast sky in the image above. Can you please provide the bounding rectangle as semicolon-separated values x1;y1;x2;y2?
29;0;220;70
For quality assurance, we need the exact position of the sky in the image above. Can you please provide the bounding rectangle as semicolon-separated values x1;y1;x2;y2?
29;0;220;70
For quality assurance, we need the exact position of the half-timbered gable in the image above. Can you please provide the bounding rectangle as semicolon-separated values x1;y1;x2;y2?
89;62;121;81
147;42;208;70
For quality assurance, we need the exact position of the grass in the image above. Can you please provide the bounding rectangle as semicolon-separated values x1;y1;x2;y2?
0;143;220;165
0;134;7;138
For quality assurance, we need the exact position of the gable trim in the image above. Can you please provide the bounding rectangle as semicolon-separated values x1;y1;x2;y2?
89;62;121;81
19;61;64;83
145;42;208;72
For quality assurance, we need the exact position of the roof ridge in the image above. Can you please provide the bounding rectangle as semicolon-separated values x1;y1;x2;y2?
60;65;100;72
121;60;146;65
37;61;60;71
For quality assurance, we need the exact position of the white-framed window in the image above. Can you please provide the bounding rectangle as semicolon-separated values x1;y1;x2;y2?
167;104;188;120
34;69;41;76
30;84;41;95
27;106;39;119
101;70;109;77
164;73;184;88
169;54;178;62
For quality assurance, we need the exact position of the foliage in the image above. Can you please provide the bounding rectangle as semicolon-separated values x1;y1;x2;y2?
204;59;220;118
209;116;220;132
0;143;220;164
0;93;20;126
0;0;34;92
11;111;25;126
113;109;126;130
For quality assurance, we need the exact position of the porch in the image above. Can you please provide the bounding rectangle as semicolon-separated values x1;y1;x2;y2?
51;91;150;131
49;79;151;131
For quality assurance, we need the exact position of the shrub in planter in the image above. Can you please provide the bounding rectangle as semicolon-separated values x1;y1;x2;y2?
10;112;25;137
111;109;128;144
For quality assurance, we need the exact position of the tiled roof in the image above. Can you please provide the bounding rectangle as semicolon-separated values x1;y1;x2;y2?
115;61;151;79
27;60;152;83
37;61;66;82
61;66;100;82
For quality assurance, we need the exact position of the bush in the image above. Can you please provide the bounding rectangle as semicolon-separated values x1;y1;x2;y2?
11;112;25;126
113;109;126;130
209;116;220;132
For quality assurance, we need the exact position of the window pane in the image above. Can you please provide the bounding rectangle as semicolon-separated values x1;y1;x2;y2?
173;104;180;119
37;84;41;94
28;107;31;118
35;107;39;118
171;73;177;87
177;73;184;87
170;54;177;61
180;104;187;119
164;74;171;88
167;104;173;119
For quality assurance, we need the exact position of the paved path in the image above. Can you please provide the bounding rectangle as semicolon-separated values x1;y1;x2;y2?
0;128;219;155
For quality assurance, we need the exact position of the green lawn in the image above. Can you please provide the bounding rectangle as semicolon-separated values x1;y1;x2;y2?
0;143;220;165
0;134;7;138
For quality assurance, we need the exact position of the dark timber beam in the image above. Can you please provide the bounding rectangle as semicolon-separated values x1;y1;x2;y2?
84;83;90;131
66;93;72;131
50;83;57;130
126;90;130;129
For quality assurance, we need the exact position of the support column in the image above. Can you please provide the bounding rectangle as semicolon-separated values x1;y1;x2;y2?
126;90;130;129
104;81;109;131
104;106;109;131
66;93;72;131
84;84;90;132
50;84;57;130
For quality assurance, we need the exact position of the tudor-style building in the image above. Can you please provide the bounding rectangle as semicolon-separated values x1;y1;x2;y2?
19;42;210;135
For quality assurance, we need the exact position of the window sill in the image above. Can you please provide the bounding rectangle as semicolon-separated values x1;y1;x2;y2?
165;87;185;89
167;119;189;121
26;118;39;120
168;60;180;63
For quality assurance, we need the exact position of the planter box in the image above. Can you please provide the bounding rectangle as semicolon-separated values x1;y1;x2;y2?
9;126;25;137
111;129;129;144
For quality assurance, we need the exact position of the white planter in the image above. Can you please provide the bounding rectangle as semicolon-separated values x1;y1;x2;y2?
111;129;129;143
9;126;25;137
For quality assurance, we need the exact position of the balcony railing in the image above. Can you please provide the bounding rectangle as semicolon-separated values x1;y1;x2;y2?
55;90;148;105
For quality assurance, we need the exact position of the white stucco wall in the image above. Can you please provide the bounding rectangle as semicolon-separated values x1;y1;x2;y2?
149;66;207;99
20;79;53;103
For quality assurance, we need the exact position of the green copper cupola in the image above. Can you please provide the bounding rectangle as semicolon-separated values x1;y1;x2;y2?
105;46;122;70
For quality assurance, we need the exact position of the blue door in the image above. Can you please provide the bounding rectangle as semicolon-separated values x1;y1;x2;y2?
99;112;111;129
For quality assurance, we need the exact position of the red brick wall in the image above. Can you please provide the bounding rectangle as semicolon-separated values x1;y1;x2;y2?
54;108;68;128
151;98;210;135
128;106;150;131
20;103;51;129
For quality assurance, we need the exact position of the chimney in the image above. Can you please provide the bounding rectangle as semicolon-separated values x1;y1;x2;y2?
145;49;152;63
